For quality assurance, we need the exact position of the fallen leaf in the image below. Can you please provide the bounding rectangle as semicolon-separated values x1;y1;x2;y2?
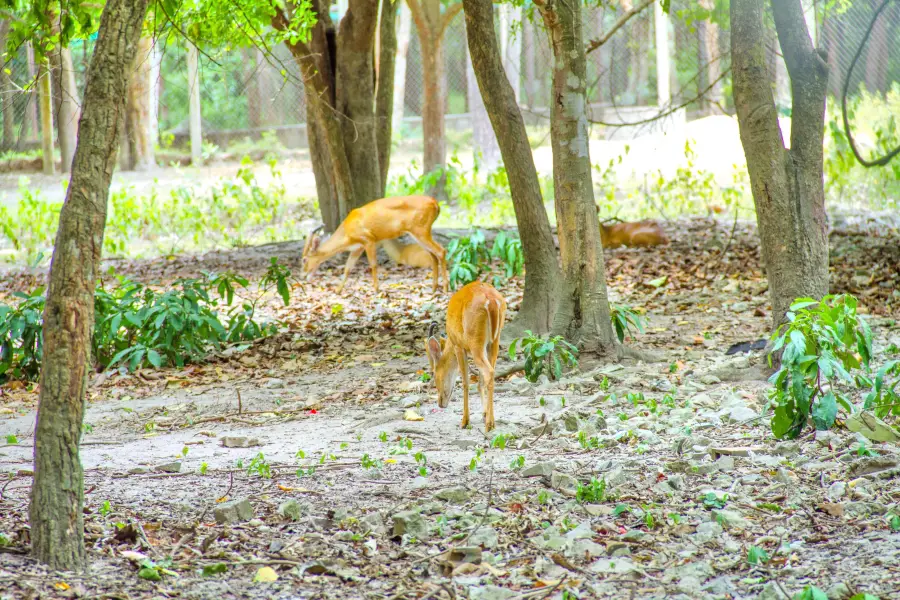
818;502;844;517
53;582;70;591
253;566;278;583
645;276;668;288
403;409;424;422
120;550;149;563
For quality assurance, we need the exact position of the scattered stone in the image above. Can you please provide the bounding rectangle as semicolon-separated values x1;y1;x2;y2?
521;462;555;477
277;500;303;522
826;582;853;600
220;436;261;448
725;405;756;422
469;526;498;549
127;467;149;474
699;374;721;385
468;585;515;600
214;498;254;524
622;530;648;542
715;456;735;472
550;471;577;493
826;481;847;502
775;467;795;484
450;439;479;450
360;512;385;534
248;518;264;527
712;509;749;530
447;546;482;565
392;510;427;539
694;521;723;543
815;430;839;448
154;461;182;473
265;378;285;389
606;541;630;557
434;486;471;504
568;538;605;558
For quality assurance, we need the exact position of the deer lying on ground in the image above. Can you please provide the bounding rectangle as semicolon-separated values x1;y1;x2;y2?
302;195;448;293
599;219;668;249
425;281;507;432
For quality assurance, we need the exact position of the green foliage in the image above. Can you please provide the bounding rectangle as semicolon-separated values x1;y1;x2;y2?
245;452;271;478
446;230;491;289
747;545;770;565
490;231;524;279
0;288;45;383
793;587;829;600
767;295;873;439
609;304;645;344
509;330;578;382
575;477;607;504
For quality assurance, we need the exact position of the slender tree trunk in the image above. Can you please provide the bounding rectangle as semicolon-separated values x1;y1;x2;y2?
186;42;202;165
731;0;829;327
336;0;382;208
523;18;537;108
25;43;40;145
537;0;615;352
125;36;155;170
697;0;723;115
48;34;80;172
38;60;55;175
30;0;150;570
823;17;842;97
376;0;398;195
244;48;262;129
465;22;500;170
0;21;14;151
464;0;561;334
307;101;341;231
864;0;888;93
392;3;413;136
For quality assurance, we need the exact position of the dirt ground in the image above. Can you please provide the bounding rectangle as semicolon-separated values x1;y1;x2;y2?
1;215;900;600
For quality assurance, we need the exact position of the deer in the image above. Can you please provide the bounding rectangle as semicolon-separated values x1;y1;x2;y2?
302;195;449;293
599;219;669;249
424;281;507;432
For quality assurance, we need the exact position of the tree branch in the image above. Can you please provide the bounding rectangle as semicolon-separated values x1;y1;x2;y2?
438;2;464;39
405;0;429;37
770;0;823;78
585;0;653;55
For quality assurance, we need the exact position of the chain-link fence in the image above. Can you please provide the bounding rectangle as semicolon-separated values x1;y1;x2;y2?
1;2;897;157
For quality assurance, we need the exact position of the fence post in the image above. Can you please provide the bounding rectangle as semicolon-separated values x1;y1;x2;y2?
186;42;202;165
38;59;55;175
654;0;670;107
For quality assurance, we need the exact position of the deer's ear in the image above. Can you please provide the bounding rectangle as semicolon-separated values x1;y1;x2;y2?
426;337;442;369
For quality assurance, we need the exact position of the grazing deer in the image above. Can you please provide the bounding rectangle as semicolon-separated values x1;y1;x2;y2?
425;281;507;432
599;220;668;249
302;195;448;293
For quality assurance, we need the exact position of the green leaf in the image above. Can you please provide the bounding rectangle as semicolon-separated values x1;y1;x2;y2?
812;391;838;431
794;586;829;600
202;563;228;576
646;276;668;288
146;349;163;368
508;338;519;361
747;545;769;565
138;567;162;581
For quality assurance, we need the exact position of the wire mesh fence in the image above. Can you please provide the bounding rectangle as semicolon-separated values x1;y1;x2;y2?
1;2;898;157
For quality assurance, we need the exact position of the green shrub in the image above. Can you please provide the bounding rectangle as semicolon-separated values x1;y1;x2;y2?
490;231;523;279
609;303;645;343
0;289;46;383
446;230;491;289
509;330;578;382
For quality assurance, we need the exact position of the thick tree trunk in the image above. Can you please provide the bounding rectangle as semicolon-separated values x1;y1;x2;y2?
38;60;55;175
49;39;80;172
124;36;155;170
537;0;615;352
29;0;149;570
376;0;399;195
336;0;382;208
464;0;561;334
731;0;829;327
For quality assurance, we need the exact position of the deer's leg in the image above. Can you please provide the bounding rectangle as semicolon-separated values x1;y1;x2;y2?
364;243;379;292
409;231;448;293
471;347;496;433
337;247;364;293
455;347;469;429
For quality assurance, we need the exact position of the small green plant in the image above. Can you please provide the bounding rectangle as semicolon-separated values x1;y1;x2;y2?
138;558;176;581
701;492;728;509
490;231;524;279
509;455;525;470
414;452;428;476
577;430;602;450
490;433;515;449
609;304;645;343
509;330;578;382
446;230;491;289
5;435;18;445
0;289;46;383
245;452;271;478
199;462;208;475
747;545;770;565
361;453;382;470
767;295;875;439
99;500;112;517
575;477;607;504
469;447;485;471
378;431;388;443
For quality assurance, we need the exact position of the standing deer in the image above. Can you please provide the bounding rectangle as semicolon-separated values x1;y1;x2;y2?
302;195;449;293
425;281;507;432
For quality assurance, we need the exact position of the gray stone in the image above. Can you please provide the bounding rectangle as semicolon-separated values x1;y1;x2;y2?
694;521;723;543
551;471;577;493
815;430;839;447
214;498;254;524
606;541;631;557
127;467;149;474
568;538;605;558
277;500;303;522
434;486;471;504
826;582;853;600
676;575;703;595
469;526;498;549
392;510;428;539
220;436;261;448
468;585;516;600
529;532;568;551
154;461;182;473
775;467;795;484
726;406;756;422
521;462;555;477
699;374;721;385
265;378;286;389
774;441;800;457
826;481;847;502
715;456;735;472
449;439;478;450
622;530;648;542
712;509;749;530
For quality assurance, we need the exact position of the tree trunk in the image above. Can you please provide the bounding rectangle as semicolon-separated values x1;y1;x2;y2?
864;0;888;94
523;18;537;108
38;60;55;175
537;0;615;351
308;100;341;231
29;0;150;570
336;0;382;208
465;21;500;171
376;0;399;195
124;36;155;170
823;17;842;97
186;42;202;165
731;0;829;327
48;36;80;173
244;48;262;129
149;40;161;149
464;0;562;334
696;0;723;115
0;21;14;151
392;3;413;135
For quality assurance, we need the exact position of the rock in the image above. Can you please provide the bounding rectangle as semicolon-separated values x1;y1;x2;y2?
434;486;471;504
447;546;482;565
248;518;264;527
550;471;577;493
815;430;839;448
712;509;749;530
449;439;478;450
214;499;254;524
758;582;784;600
676;575;703;595
774;441;800;456
699;374;721;385
826;582;853;600
392;510;428;539
694;522;723;543
565;521;594;540
635;429;661;445
521;462;555;477
265;378;285;389
621;530;648;542
127;467;149;474
715;456;735;472
775;467;795;484
606;541;630;557
725;405;756;422
154;461;182;473
278;500;303;522
361;512;386;534
529;532;568;551
469;526;498;549
568;538;605;558
220;436;261;448
468;585;516;600
826;481;847;502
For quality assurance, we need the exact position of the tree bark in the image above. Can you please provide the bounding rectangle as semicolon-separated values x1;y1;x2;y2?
244;48;262;129
731;0;829;327
38;60;55;175
537;0;615;351
465;21;500;171
523;18;537;108
186;42;202;165
124;36;155;170
48;28;80;173
463;0;562;334
696;0;723;114
392;3;413;135
864;0;888;94
376;0;399;195
30;0;149;570
0;21;14;151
